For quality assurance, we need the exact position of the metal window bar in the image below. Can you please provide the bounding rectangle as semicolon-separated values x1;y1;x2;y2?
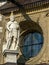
20;43;43;47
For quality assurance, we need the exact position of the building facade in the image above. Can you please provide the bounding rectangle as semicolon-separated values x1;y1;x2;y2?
0;0;49;65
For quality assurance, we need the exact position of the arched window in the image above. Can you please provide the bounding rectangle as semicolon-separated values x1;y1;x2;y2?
20;32;43;59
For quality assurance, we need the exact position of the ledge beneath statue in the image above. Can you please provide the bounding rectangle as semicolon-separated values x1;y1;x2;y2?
3;50;19;56
3;50;19;64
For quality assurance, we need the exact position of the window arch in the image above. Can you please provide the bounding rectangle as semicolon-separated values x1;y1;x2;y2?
20;32;43;59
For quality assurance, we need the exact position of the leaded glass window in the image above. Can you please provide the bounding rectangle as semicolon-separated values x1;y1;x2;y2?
20;32;43;59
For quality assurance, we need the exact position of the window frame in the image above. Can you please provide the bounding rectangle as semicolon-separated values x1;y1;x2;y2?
20;30;44;60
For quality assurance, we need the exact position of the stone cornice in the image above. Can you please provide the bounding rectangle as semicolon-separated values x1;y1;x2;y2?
0;0;49;14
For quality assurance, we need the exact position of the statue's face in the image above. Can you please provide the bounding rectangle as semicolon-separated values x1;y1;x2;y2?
10;16;15;22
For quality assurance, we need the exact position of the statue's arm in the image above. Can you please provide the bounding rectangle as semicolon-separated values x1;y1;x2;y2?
6;22;12;32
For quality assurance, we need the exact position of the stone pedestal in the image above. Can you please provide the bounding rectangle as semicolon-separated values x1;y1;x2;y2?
3;50;19;65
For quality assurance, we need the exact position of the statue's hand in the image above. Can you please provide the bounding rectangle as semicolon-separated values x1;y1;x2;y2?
6;27;12;32
8;28;12;32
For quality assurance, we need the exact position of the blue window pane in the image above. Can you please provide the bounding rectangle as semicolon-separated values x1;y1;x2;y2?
32;33;43;44
21;32;43;59
24;34;32;45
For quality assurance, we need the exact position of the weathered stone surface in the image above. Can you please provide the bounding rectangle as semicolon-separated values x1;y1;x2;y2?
0;2;49;65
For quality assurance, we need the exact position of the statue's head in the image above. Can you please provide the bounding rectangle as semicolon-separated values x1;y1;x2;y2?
10;11;15;22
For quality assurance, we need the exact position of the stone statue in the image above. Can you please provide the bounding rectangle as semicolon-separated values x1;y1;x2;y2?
5;12;20;50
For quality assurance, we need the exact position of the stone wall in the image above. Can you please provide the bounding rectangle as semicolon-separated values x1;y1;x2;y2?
0;8;49;65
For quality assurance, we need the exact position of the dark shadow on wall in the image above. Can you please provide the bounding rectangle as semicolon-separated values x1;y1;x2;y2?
17;56;25;65
19;20;43;34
